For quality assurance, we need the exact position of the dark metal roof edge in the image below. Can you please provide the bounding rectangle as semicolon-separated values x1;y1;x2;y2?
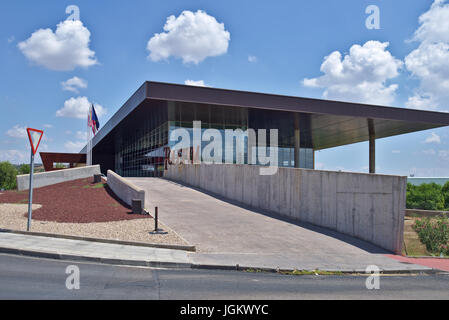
81;82;149;152
145;81;449;125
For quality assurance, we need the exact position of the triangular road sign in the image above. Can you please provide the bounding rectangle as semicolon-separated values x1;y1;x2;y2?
27;128;44;155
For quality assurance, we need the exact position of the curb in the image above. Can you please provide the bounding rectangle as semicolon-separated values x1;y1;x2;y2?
0;245;439;275
0;246;192;269
404;255;449;260
0;229;196;252
190;263;440;275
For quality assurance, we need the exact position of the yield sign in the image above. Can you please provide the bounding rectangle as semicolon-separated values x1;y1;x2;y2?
27;128;44;155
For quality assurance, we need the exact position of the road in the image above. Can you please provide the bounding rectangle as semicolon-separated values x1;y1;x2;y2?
0;254;448;300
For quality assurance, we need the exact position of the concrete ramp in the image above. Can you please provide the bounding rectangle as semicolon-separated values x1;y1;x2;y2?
127;178;417;272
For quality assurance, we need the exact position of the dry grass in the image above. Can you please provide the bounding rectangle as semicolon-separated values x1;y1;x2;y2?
403;217;430;256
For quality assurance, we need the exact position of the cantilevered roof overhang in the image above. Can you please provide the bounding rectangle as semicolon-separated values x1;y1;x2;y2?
83;81;449;152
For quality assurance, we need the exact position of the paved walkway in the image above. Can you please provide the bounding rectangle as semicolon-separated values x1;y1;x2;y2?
0;232;190;268
386;254;449;272
127;178;433;272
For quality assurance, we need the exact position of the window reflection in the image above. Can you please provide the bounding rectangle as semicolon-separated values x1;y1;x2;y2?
113;101;314;177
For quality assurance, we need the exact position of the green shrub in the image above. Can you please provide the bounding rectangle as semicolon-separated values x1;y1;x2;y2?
442;182;449;211
413;215;449;256
18;164;30;175
0;161;18;190
406;182;445;211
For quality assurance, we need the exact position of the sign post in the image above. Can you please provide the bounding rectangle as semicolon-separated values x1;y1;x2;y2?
26;128;44;232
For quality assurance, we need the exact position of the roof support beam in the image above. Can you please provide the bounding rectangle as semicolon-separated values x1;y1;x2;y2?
294;113;301;168
368;119;375;174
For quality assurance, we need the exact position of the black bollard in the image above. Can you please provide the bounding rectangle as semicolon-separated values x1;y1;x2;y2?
132;199;143;215
154;207;158;232
93;174;102;184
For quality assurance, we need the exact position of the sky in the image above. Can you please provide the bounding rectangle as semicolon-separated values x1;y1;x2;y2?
0;0;449;177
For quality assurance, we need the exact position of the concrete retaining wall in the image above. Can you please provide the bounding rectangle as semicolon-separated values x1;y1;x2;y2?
165;164;407;253
107;170;145;208
17;165;101;191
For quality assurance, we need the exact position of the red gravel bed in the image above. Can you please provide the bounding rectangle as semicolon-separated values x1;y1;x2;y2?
0;178;150;223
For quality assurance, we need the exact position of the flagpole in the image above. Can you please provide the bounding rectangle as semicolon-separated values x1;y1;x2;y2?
87;106;91;166
89;131;93;165
89;129;92;166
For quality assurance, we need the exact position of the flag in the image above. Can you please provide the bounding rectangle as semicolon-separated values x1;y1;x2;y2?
88;104;100;135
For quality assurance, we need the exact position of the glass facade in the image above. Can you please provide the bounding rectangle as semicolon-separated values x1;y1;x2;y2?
111;100;314;177
114;101;169;177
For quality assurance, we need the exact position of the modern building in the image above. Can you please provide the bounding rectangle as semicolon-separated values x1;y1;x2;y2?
75;81;449;177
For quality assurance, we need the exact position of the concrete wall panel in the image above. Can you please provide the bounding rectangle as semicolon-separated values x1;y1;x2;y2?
164;163;406;253
107;170;145;208
321;171;337;230
289;169;302;220
278;168;291;217
17;165;101;191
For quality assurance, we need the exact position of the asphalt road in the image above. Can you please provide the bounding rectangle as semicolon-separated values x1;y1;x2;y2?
0;254;448;300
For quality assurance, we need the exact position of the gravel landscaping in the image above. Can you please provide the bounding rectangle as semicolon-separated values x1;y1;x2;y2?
0;178;146;223
0;178;189;246
0;204;188;246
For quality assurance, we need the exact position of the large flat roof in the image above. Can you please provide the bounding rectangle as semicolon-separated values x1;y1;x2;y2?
83;81;449;152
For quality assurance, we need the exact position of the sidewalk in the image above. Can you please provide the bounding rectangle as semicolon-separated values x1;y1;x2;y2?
0;232;440;273
0;232;191;268
386;254;449;272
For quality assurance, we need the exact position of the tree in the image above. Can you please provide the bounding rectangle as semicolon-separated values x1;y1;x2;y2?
406;182;445;211
18;164;30;175
0;162;18;190
442;181;449;210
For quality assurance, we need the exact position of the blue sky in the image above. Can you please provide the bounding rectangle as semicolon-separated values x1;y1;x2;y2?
1;0;448;176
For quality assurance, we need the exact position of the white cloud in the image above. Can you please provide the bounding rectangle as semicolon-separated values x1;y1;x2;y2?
76;131;88;140
147;10;230;64
0;150;26;164
424;132;441;144
413;0;449;44
248;55;257;63
405;0;449;110
43;124;53;128
56;96;106;119
6;125;27;139
439;149;449;161
303;41;403;105
405;93;438;110
7;36;15;44
184;80;208;87
423;149;436;155
18;20;97;71
39;143;49;152
392;150;401;154
61;76;88;93
64;141;85;153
